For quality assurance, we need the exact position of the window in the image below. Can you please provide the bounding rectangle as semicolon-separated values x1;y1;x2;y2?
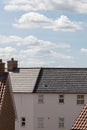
21;117;26;127
77;95;84;104
59;95;64;103
59;117;64;128
37;117;44;128
38;95;44;104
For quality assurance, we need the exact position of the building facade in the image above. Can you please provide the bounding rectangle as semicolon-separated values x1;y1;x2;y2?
7;58;87;130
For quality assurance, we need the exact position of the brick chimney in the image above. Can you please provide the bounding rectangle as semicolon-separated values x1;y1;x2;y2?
0;59;5;73
7;58;18;71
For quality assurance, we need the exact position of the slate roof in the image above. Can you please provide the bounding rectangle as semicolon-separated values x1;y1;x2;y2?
71;103;87;130
9;68;40;92
0;73;8;111
34;68;87;93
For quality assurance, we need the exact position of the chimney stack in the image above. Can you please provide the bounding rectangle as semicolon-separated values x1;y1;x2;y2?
7;58;18;71
0;59;5;73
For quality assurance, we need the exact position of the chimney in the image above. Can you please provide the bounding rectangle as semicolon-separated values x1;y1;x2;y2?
0;59;5;73
7;58;18;71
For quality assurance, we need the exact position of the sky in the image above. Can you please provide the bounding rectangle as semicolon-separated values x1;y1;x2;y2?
0;0;87;67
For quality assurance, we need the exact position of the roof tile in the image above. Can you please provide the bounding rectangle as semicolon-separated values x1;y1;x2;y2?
35;68;87;93
0;73;8;111
9;68;40;92
71;103;87;130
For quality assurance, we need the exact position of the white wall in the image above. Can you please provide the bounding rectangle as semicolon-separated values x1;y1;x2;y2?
14;93;87;130
33;94;87;130
14;93;34;130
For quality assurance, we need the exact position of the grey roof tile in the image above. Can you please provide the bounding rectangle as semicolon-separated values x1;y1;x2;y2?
34;68;87;93
9;68;40;92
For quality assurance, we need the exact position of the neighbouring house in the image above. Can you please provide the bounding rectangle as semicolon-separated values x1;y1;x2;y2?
0;59;16;130
71;103;87;130
8;58;87;130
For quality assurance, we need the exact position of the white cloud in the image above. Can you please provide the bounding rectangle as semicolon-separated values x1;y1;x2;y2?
0;47;17;60
50;51;73;60
0;35;22;43
0;34;73;66
53;15;83;32
13;13;83;32
0;34;70;48
14;12;52;29
4;0;87;14
80;48;87;53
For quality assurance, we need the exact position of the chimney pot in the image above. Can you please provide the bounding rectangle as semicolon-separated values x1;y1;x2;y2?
0;59;5;73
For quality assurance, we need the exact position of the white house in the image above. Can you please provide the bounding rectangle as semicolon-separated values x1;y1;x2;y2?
7;58;87;130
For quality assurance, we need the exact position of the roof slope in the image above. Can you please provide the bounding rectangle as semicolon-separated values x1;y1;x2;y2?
0;73;8;111
9;68;40;92
71;103;87;130
34;68;87;93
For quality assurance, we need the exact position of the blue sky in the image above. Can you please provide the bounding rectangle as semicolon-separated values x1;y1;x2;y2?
0;0;87;67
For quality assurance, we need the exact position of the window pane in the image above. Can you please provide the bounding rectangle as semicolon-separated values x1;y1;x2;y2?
37;117;44;128
21;117;26;127
38;95;44;104
77;95;84;104
59;117;64;128
59;95;64;103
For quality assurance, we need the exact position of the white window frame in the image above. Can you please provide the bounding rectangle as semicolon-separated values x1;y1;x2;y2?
37;117;44;128
59;117;64;128
77;95;84;104
59;95;64;104
38;95;44;104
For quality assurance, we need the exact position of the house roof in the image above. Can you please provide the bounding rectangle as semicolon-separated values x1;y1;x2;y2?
9;67;87;93
9;68;40;93
34;68;87;93
71;103;87;130
0;73;8;111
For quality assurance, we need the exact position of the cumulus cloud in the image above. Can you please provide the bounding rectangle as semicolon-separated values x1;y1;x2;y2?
4;0;87;13
14;12;52;29
0;34;73;66
0;47;17;60
50;51;73;60
80;48;87;53
0;34;70;48
13;12;83;32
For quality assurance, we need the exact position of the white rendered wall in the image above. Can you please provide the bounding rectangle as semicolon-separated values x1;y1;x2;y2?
14;93;34;130
14;93;87;130
33;94;87;130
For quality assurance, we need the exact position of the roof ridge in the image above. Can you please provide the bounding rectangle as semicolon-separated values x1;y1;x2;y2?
33;68;42;93
32;68;41;92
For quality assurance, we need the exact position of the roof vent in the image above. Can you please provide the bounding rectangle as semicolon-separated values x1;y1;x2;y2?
7;58;18;71
44;84;48;87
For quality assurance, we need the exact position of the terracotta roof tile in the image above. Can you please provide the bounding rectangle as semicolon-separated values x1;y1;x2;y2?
71;103;87;130
0;73;8;111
